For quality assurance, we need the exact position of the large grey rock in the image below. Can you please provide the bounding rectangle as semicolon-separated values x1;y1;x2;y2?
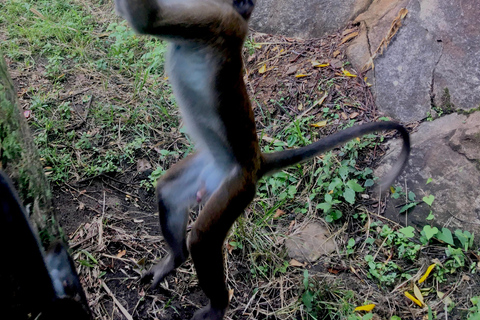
347;0;480;123
377;112;480;235
250;0;371;38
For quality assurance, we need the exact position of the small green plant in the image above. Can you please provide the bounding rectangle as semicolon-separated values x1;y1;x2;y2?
468;296;480;320
364;254;400;286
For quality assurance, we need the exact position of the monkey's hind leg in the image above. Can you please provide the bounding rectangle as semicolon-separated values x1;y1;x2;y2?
189;167;256;320
143;154;205;288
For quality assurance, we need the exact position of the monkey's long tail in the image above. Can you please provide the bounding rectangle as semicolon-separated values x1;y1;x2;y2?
260;121;410;190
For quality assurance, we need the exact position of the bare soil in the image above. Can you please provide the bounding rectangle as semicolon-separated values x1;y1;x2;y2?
8;20;478;319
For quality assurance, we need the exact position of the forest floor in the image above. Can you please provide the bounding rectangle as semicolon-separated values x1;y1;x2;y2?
1;1;479;319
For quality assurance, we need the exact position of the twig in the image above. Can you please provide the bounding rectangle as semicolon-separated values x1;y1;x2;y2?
101;280;134;320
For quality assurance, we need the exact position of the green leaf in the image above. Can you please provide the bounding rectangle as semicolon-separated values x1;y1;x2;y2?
423;225;439;240
364;179;374;187
347;238;356;247
455;229;470;250
426;211;435;221
363;313;374;320
316;202;331;212
302;270;309;289
331;210;342;220
343;187;356;204
399;226;415;238
408;191;416;201
399;202;417;213
325;193;333;203
423;195;435;206
347;179;365;192
426;178;433;184
436;227;454;245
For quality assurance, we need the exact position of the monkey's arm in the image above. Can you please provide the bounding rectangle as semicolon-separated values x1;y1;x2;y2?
115;0;248;41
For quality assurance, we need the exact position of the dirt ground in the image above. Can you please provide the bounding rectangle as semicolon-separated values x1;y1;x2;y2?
7;9;479;318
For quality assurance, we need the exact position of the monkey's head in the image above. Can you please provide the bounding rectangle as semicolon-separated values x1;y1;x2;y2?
233;0;255;20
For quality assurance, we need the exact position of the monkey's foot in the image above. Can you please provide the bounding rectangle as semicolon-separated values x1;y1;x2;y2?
191;304;226;320
141;256;176;289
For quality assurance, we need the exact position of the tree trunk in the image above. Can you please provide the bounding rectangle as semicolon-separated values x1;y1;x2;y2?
0;53;61;246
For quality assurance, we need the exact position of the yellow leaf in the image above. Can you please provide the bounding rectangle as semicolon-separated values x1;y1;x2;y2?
342;69;357;77
418;264;436;283
404;292;423;307
390;186;396;194
295;73;310;78
354;304;375;312
312;61;330;68
310;120;327;128
413;283;424;305
258;64;267;74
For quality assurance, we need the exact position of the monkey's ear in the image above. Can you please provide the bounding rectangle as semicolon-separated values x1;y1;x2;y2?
233;0;255;20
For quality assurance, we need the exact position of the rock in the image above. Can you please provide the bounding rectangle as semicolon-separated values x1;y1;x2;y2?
250;0;372;38
347;0;480;122
285;222;337;263
376;112;480;235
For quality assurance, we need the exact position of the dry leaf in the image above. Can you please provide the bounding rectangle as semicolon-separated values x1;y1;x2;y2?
274;209;286;218
333;50;340;58
227;243;234;254
413;283;424;305
228;289;234;302
354;304;375;312
30;7;46;19
342;28;357;36
310;120;327;128
258;64;267;74
327;268;340;274
418;264;436;283
116;250;126;258
340;31;359;45
288;220;295;233
349;112;359;119
289;259;304;267
297;103;303;111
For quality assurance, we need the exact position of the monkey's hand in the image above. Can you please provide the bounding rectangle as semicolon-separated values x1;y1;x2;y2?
141;255;176;289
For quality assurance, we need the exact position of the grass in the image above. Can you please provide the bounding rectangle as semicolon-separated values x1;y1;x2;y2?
2;1;480;319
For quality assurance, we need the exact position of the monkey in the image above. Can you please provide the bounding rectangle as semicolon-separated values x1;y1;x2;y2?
0;170;92;320
114;0;410;319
